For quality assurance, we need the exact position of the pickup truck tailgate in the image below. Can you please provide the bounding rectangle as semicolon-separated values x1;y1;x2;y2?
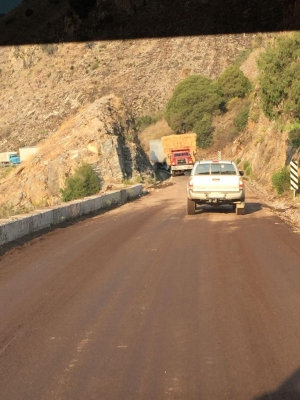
192;175;240;192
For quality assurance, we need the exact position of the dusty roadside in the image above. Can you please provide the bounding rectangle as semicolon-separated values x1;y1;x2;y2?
247;179;300;233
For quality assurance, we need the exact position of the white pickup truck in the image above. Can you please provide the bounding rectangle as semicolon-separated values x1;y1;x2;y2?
186;160;245;215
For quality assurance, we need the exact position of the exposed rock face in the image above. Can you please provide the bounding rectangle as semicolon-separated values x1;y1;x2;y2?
0;94;153;211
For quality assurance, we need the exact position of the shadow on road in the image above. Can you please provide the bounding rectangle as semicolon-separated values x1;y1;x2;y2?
195;202;262;215
244;202;263;214
254;367;300;400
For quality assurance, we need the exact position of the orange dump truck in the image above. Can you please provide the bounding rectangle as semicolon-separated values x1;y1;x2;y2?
161;133;197;176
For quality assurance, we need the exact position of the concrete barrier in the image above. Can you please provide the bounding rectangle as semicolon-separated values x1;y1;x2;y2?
0;185;142;246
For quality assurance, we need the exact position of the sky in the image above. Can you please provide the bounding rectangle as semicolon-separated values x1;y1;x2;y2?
0;0;22;14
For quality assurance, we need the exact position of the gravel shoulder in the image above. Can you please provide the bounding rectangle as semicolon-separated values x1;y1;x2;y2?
247;179;300;233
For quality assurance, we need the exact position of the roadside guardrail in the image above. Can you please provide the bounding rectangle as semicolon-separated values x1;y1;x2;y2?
0;185;142;246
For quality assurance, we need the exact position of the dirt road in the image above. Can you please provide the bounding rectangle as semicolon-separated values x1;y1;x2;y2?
1;177;300;400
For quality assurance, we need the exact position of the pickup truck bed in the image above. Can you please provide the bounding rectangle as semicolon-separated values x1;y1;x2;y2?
187;160;245;215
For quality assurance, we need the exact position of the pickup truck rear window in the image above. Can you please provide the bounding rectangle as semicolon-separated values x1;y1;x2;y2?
195;163;237;175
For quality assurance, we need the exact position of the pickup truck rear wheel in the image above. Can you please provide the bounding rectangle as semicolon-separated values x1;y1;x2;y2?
187;198;196;215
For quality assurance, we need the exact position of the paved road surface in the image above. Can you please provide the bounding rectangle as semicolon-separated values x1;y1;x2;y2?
1;177;300;400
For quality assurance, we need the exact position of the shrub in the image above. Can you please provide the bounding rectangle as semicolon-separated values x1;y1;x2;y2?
0;203;15;219
217;65;251;102
272;166;290;194
258;34;300;120
166;75;224;148
60;164;101;202
135;115;159;131
245;165;252;176
243;160;250;169
234;48;252;67
250;110;260;123
243;160;252;176
288;123;300;148
233;103;250;133
194;113;214;148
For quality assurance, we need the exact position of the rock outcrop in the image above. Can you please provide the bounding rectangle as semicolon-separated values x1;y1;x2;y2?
0;94;153;211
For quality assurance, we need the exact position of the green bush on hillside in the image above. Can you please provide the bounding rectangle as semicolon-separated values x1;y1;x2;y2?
135;115;159;131
289;128;300;148
288;122;300;148
258;34;300;120
271;166;290;194
245;165;252;176
194;113;214;148
165;75;224;148
217;65;251;102
243;160;252;176
60;163;101;202
233;103;250;133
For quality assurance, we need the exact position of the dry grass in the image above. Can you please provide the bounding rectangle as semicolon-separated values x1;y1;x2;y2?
138;119;174;155
210;98;249;153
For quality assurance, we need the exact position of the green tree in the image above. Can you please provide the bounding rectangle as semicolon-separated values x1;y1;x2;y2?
233;103;250;133
165;75;224;148
217;65;251;101
194;113;214;148
258;34;300;120
60;163;101;202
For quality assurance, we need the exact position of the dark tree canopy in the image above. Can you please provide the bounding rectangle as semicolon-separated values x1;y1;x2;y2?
217;65;251;102
165;75;224;147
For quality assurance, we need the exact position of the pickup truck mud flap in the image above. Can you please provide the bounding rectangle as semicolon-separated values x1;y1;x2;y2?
236;201;245;215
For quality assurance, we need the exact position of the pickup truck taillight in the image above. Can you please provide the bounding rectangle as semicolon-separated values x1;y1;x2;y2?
239;178;244;189
188;178;194;188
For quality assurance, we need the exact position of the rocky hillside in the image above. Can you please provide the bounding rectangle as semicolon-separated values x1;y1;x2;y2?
0;94;153;212
222;40;300;190
0;34;254;151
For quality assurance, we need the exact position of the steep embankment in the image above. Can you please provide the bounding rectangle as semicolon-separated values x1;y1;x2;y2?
229;38;299;188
